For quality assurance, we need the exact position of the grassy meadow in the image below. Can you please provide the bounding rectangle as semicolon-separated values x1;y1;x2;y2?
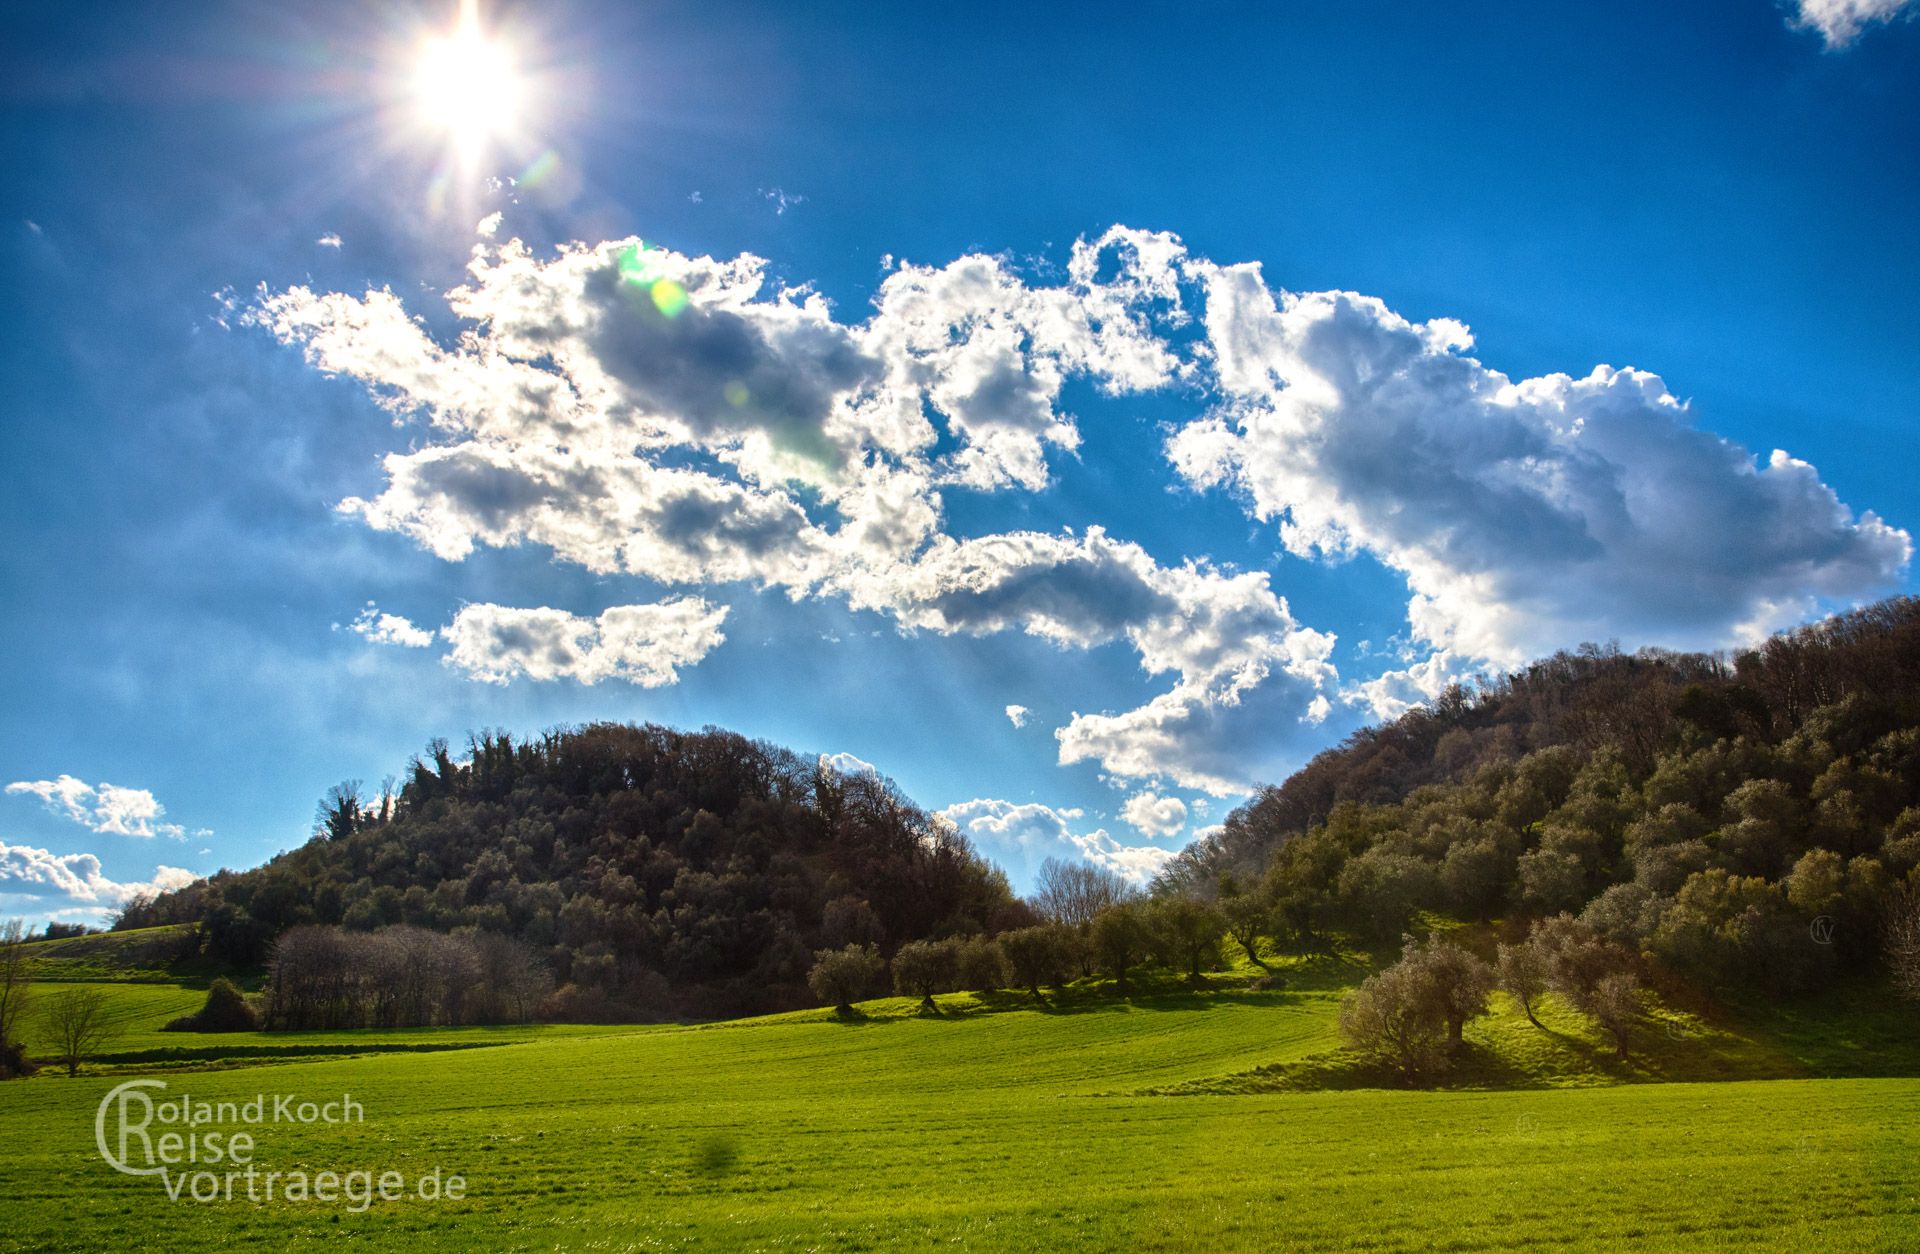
3;936;1919;1250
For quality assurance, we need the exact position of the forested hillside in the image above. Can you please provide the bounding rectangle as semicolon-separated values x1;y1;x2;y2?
121;598;1920;1024
1161;597;1920;996
117;725;1024;1018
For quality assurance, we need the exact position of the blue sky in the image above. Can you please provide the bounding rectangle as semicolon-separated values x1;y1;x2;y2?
3;0;1917;924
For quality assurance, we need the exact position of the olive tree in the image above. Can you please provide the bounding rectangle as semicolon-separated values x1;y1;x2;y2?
1000;925;1069;1001
1517;914;1642;1050
808;943;886;1015
1338;936;1494;1083
1090;903;1150;993
1588;972;1643;1059
1338;962;1450;1084
1402;935;1494;1047
955;936;1008;994
891;938;959;1012
1495;939;1549;1029
1219;891;1271;970
1149;897;1226;982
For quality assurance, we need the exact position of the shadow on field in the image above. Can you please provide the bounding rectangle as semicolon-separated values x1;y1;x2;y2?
87;1041;511;1065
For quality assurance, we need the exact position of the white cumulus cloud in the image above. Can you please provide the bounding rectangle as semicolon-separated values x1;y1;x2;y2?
937;797;1176;887
819;751;881;779
1005;704;1030;728
0;841;200;908
1120;790;1188;839
441;598;728;686
1791;0;1914;46
5;776;189;840
349;602;434;648
1173;266;1908;673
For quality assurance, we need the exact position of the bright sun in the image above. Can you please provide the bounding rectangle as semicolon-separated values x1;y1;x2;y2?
412;0;524;158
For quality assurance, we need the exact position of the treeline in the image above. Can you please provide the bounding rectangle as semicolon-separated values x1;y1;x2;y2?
120;724;1025;1020
805;859;1241;1012
264;925;549;1030
1157;597;1920;998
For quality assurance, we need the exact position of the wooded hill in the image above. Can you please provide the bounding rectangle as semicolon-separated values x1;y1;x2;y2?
117;725;1025;1019
122;597;1920;1019
1160;597;1920;997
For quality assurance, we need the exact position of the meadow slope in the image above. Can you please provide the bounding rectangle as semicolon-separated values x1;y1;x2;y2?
3;967;1918;1251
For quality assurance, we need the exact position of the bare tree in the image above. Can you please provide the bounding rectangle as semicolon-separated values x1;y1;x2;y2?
1889;891;1920;1001
42;987;124;1076
314;780;365;842
0;919;31;1077
265;924;542;1030
469;931;553;1023
1031;858;1132;930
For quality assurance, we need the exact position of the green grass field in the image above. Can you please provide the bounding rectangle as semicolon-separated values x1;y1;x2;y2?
4;941;1919;1251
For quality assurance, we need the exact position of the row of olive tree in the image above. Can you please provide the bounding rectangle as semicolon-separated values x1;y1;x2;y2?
265;924;551;1030
802;859;1251;1014
1338;916;1648;1084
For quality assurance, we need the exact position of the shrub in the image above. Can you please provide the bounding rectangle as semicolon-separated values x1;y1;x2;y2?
0;1042;33;1079
163;977;259;1033
537;982;652;1024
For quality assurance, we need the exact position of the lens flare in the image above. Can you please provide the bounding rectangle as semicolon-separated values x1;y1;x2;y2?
650;279;689;317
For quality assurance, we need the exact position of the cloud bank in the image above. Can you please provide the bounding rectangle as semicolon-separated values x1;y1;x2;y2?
0;841;200;918
255;223;1905;801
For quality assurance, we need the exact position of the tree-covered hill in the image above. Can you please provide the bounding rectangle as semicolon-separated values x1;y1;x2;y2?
1160;597;1920;998
117;724;1026;1019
